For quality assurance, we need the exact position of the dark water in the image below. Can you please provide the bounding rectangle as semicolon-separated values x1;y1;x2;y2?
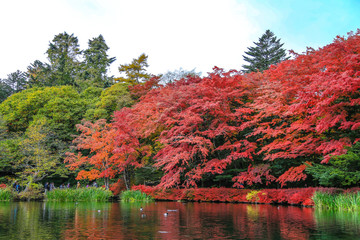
0;201;359;239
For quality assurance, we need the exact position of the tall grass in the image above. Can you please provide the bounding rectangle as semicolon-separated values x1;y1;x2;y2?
313;191;360;211
120;190;154;202
46;187;113;202
0;188;14;201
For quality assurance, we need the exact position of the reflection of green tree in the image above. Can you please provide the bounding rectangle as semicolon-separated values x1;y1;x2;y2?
0;202;113;239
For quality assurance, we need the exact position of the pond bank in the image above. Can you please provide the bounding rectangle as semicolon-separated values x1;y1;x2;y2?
132;185;360;207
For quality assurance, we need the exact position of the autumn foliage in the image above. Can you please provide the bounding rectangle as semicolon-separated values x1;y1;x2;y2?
131;185;352;206
66;30;360;189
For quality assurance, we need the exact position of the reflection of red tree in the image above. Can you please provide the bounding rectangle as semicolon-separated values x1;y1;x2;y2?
60;202;316;239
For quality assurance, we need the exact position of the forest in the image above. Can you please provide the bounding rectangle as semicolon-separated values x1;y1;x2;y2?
0;30;359;194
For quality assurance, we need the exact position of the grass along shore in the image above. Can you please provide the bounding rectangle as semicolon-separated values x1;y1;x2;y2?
46;187;113;202
120;190;154;202
312;191;360;211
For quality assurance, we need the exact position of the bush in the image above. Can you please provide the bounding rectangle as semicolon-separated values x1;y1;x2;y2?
46;187;113;202
18;183;44;201
120;190;154;202
0;188;14;201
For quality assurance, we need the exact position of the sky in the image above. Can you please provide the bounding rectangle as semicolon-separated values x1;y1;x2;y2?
0;0;359;79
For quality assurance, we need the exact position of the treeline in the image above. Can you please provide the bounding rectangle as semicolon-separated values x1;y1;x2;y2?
66;30;359;190
0;31;200;191
0;30;359;192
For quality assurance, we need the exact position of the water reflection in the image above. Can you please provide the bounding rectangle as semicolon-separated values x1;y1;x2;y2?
0;201;359;239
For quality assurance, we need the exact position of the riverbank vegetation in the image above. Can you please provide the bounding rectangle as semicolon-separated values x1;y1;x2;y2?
0;188;14;201
46;188;113;202
313;191;360;211
120;190;154;202
0;30;359;203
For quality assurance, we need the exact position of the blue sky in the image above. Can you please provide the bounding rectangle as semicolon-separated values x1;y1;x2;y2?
0;0;359;79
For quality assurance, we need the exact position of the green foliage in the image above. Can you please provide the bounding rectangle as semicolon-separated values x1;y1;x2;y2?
27;60;52;87
120;190;154;202
134;166;163;186
17;118;57;185
78;34;116;89
0;86;98;139
46;187;113;202
46;32;81;86
17;183;44;201
246;190;261;202
313;191;360;211
0;70;27;102
0;188;14;201
88;83;133;120
242;29;289;73
306;143;360;187
0;81;12;103
116;53;151;85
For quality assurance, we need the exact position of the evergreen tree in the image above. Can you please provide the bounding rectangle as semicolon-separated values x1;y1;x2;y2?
46;32;81;86
78;35;116;89
0;70;27;102
116;53;151;85
242;30;289;73
27;60;52;87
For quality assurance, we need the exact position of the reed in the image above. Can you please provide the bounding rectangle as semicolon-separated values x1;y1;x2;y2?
313;191;360;211
0;188;14;201
120;190;154;202
46;187;113;202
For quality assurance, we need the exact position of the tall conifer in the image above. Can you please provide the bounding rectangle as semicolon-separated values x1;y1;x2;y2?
242;30;289;73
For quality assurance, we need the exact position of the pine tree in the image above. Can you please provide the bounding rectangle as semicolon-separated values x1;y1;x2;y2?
242;30;289;73
79;35;116;89
46;32;81;86
116;53;151;85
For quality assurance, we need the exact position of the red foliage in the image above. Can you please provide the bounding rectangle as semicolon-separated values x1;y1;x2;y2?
0;183;6;189
65;119;120;187
249;30;360;164
131;185;348;206
65;115;143;188
276;162;309;187
128;68;258;188
109;179;126;196
108;30;360;189
128;76;161;100
233;164;276;188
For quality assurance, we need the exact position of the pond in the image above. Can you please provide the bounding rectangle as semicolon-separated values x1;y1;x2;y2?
0;201;359;239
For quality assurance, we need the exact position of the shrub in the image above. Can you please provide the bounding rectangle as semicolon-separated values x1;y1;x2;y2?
0;188;14;201
109;179;126;196
246;190;261;202
18;183;44;201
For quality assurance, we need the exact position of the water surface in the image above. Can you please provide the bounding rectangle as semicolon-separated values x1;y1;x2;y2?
0;201;359;239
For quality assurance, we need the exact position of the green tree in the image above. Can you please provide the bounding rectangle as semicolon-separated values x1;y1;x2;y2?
27;60;52;87
0;70;27;102
306;143;360;187
78;35;116;89
18;118;57;190
116;53;151;85
46;32;81;86
242;29;289;73
0;81;12;102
